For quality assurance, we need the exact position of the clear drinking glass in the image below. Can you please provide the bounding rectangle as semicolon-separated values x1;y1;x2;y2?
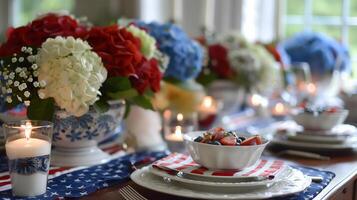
3;120;53;197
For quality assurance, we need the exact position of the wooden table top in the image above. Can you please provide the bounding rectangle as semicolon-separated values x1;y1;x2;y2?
82;150;357;200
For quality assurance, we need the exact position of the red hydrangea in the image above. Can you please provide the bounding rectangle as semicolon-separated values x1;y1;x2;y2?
130;58;162;94
208;44;234;78
84;25;162;94
0;14;86;57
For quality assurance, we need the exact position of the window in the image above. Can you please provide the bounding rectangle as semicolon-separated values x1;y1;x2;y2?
12;0;74;27
284;0;357;76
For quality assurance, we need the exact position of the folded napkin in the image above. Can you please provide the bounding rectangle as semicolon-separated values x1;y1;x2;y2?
153;153;285;177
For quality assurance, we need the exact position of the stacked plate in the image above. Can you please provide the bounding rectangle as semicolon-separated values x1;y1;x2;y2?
272;124;357;152
130;153;312;199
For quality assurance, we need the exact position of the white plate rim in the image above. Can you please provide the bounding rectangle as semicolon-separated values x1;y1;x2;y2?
287;134;357;144
272;138;357;150
130;166;312;200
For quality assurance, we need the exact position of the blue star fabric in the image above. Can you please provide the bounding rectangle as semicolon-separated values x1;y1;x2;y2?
135;21;204;81
0;151;334;200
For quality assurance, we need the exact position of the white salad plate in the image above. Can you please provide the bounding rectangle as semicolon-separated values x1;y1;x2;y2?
149;165;289;190
131;166;311;199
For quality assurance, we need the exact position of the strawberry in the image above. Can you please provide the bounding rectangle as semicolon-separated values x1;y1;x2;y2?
220;136;237;146
212;130;225;140
213;127;225;133
241;136;261;146
255;135;262;145
326;107;339;113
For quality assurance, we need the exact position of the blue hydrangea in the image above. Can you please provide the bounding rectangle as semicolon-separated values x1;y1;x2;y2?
135;21;203;81
280;32;351;77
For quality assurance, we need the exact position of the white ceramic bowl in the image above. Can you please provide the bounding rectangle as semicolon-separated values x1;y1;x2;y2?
292;109;349;130
183;131;269;170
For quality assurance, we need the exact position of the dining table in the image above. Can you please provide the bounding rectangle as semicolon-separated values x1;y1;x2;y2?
1;114;357;200
80;151;357;200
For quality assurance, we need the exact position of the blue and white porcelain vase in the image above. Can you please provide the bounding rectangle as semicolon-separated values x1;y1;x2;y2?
51;100;125;166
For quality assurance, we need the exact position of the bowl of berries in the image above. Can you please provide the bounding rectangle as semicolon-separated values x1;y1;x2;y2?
183;127;268;170
292;107;348;131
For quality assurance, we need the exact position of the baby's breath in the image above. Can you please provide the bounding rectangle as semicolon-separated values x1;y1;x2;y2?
0;46;40;106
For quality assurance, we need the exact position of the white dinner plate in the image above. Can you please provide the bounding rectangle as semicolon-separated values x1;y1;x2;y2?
149;165;290;190
272;136;357;151
130;166;311;199
301;124;357;136
287;134;357;144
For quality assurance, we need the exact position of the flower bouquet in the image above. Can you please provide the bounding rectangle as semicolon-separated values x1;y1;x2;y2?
0;13;165;166
134;21;205;114
196;32;282;112
279;32;351;100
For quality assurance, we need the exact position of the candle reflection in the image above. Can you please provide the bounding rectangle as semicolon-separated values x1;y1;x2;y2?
21;121;32;140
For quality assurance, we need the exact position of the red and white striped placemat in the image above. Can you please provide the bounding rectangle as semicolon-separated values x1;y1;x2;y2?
0;143;125;192
153;153;285;177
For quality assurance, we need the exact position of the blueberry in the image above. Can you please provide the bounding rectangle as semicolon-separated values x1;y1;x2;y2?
238;136;246;141
194;136;203;142
212;141;221;145
236;138;242;144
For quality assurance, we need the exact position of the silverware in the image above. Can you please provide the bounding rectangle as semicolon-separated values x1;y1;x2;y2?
153;165;274;183
119;185;148;200
277;150;330;160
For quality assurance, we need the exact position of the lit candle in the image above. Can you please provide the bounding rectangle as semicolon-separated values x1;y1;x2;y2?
306;83;317;95
177;113;183;122
198;96;219;128
272;102;288;116
198;96;218;114
249;94;269;117
5;121;52;197
165;126;183;142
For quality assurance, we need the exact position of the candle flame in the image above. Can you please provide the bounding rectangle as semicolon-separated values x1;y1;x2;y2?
202;96;213;108
251;94;268;107
174;126;182;136
177;113;183;121
21;121;32;140
274;103;285;114
251;94;262;106
306;83;316;94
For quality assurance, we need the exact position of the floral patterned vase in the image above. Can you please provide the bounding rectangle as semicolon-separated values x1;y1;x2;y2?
51;100;125;167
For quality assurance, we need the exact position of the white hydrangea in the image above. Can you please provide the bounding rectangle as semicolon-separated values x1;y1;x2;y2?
36;36;107;117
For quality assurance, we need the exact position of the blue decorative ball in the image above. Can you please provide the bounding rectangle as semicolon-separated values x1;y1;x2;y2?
135;21;203;81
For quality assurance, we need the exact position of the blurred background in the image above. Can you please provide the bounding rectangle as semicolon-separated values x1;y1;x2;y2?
1;0;356;76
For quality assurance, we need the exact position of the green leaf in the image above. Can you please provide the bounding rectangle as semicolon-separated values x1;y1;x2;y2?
107;88;138;99
130;95;153;110
102;77;132;92
124;101;131;118
27;98;55;121
93;99;110;113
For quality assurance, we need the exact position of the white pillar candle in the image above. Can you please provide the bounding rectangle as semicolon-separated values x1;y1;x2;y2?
5;123;51;197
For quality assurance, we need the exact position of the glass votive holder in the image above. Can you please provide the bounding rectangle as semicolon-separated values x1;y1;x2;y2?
163;110;198;152
197;96;222;130
3;120;53;197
